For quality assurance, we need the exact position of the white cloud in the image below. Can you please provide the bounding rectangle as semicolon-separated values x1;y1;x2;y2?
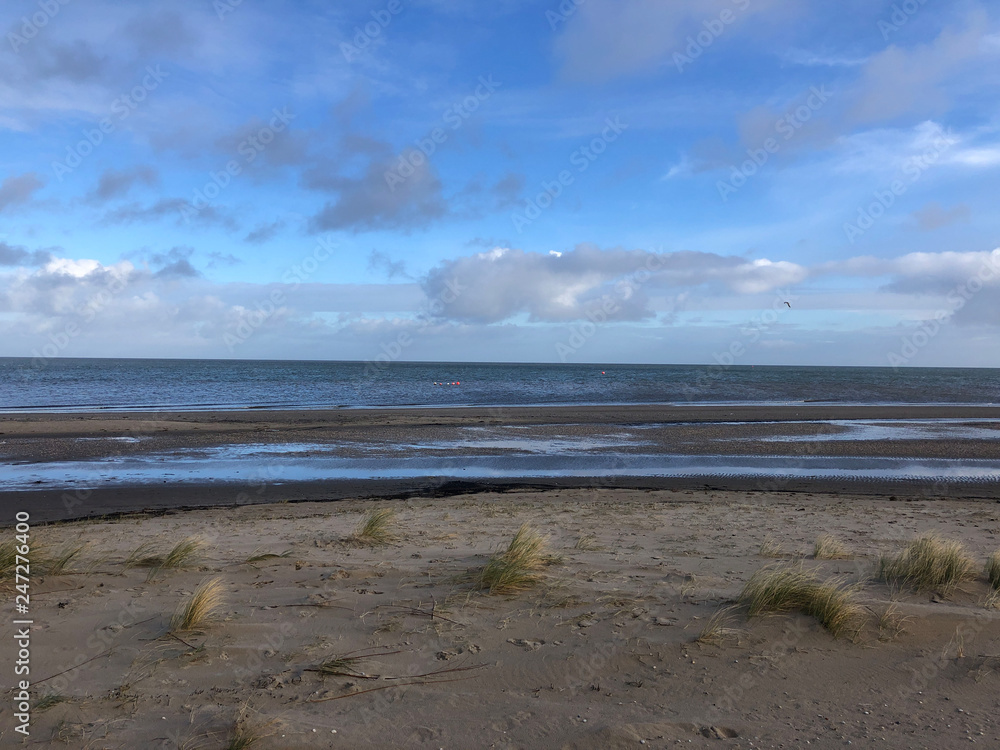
422;244;807;323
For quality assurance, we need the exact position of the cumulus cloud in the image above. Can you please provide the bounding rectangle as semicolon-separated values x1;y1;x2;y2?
821;248;1000;282
422;245;807;323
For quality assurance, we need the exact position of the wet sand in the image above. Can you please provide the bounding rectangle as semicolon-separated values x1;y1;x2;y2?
2;405;999;523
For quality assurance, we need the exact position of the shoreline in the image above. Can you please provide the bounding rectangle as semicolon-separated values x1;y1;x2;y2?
2;404;999;522
4;402;1000;433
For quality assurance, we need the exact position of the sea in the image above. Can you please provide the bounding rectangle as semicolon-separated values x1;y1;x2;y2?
2;358;999;412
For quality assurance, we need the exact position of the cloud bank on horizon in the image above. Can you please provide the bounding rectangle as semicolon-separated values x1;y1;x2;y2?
1;0;999;367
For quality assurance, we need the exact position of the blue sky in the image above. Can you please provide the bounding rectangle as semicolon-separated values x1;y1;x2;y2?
2;0;999;366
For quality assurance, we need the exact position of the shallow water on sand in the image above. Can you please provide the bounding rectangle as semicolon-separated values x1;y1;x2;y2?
5;448;1000;491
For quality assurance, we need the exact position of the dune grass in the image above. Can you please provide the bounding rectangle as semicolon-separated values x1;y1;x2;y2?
814;535;851;560
170;577;225;632
877;534;977;594
0;540;16;578
758;537;786;558
573;534;602;551
872;603;911;643
41;544;87;575
162;537;203;569
738;565;863;638
125;536;203;570
122;541;158;570
477;523;552;595
696;605;742;646
225;704;274;750
986;550;1000;591
352;508;397;545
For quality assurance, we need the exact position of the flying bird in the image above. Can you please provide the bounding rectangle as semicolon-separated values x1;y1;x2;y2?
784;301;792;308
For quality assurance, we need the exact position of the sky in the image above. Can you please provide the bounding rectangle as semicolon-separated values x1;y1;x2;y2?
1;0;999;367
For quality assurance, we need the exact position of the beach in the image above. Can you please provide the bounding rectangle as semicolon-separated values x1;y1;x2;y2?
3;488;999;748
1;404;999;746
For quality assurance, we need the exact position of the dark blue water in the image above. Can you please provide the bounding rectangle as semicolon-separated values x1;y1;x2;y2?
1;358;999;412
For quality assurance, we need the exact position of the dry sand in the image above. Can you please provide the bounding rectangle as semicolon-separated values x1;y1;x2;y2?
3;488;999;749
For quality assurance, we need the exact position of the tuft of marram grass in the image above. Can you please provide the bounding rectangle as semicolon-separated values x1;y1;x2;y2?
226;704;274;750
170;577;225;631
0;540;16;577
814;535;851;560
873;603;911;643
986;550;1000;591
41;544;87;575
162;537;203;569
738;565;863;638
877;534;976;594
122;541;158;570
353;508;397;545
573;534;602;551
696;605;741;646
758;537;786;558
127;536;203;574
477;523;551;595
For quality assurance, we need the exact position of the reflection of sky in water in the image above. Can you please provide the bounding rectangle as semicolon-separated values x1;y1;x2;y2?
2;419;997;491
4;452;1000;491
757;419;1000;442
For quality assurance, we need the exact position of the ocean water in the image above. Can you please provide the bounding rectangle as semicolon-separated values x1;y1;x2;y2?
1;358;999;412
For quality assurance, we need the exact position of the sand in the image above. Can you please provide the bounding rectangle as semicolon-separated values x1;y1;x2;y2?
2;489;999;748
2;406;999;747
